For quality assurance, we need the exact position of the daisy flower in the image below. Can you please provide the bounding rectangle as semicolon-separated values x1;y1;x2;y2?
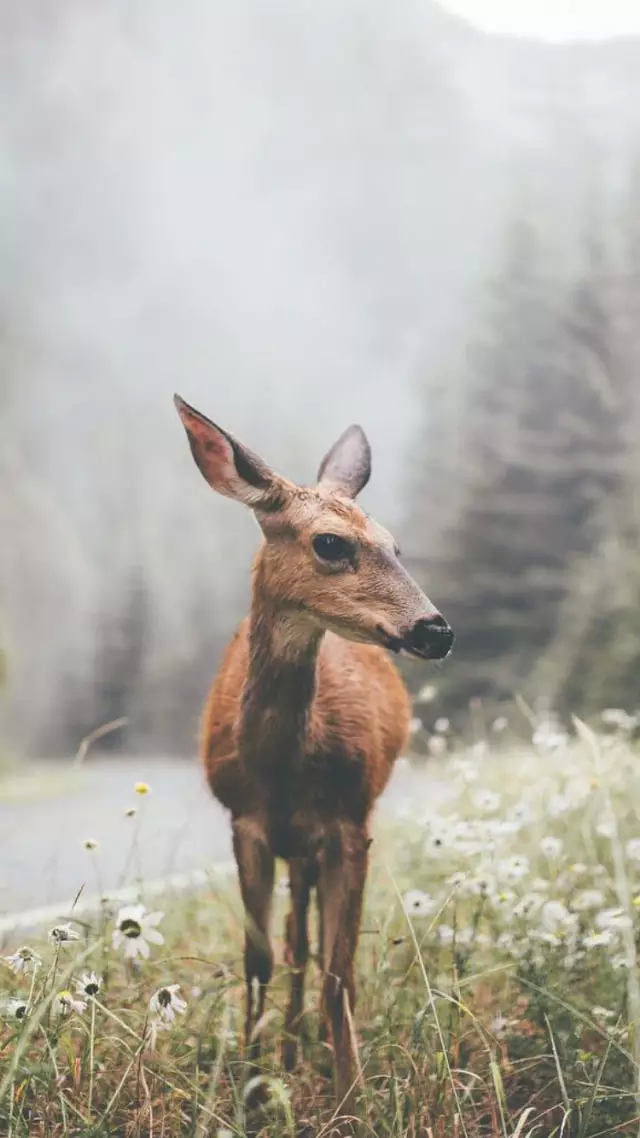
571;889;605;912
427;735;446;756
75;972;102;999
595;907;633;932
473;789;501;814
591;1006;615;1020
497;854;530;882
3;946;42;976
583;930;614;949
626;838;640;862
53;990;86;1018
149;984;188;1024
402;890;435;918
275;875;290;898
540;836;564;859
1;997;29;1021
48;923;80;946
596;820;616;839
112;904;164;959
539;900;576;937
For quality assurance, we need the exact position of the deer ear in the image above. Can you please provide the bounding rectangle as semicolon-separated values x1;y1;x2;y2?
317;424;371;499
174;394;288;512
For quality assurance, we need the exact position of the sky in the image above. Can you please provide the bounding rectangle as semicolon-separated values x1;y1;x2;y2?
442;0;640;41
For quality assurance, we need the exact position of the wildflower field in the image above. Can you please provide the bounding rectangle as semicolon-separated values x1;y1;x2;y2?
2;713;640;1137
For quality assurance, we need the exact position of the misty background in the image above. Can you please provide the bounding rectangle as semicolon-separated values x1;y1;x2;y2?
2;0;640;762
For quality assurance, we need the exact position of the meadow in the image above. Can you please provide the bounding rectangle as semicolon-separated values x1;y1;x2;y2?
2;710;640;1137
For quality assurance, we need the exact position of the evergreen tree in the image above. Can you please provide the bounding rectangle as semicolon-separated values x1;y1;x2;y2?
405;214;566;708
406;201;633;718
538;173;640;714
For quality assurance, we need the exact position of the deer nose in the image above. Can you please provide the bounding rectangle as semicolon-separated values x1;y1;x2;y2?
405;614;454;660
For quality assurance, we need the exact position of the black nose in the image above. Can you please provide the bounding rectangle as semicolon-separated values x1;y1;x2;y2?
406;614;454;660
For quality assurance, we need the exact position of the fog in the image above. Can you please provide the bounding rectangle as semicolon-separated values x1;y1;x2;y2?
3;0;640;756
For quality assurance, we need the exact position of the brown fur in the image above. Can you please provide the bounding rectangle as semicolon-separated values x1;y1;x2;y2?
173;395;451;1132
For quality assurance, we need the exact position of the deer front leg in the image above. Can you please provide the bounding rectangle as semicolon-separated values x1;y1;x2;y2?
317;823;369;1135
232;817;275;1104
282;857;312;1071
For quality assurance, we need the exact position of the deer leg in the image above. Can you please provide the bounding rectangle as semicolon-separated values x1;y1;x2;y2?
317;823;369;1134
282;857;311;1071
232;818;275;1102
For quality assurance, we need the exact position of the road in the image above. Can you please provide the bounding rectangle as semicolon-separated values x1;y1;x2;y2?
0;754;447;926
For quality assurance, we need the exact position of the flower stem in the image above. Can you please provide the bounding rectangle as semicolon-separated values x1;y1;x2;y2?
88;998;96;1120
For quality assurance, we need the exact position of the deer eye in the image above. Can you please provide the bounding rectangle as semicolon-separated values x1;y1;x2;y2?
312;533;352;562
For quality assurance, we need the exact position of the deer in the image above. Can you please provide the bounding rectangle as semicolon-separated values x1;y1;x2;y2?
174;394;453;1131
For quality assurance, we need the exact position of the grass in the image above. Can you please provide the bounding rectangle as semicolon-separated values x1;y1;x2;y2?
2;713;640;1136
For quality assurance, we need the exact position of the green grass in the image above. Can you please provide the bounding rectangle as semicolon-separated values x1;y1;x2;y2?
2;716;640;1136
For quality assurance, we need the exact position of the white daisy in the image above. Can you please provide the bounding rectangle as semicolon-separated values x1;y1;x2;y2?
512;893;545;920
540;836;564;859
601;708;634;730
434;717;450;734
626;839;640;862
510;801;534;827
539;900;576;937
427;735;446;756
611;953;630;970
473;789;501;814
491;716;508;734
1;997;29;1021
402;890;435;918
497;854;530;882
75;972;102;999
583;930;614;949
48;923;80;946
571;889;605;912
52;990;86;1018
591;1006;615;1020
596;820;616;839
595;907;633;932
274;875;290;898
531;877;550;892
3;946;42;975
112;905;164;960
149;983;188;1024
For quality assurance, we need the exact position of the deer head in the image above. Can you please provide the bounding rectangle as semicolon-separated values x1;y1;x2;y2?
174;394;453;661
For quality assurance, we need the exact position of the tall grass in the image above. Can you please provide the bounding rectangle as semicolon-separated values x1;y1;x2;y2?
2;712;640;1136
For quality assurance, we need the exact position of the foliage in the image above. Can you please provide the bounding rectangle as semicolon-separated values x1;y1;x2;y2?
406;172;640;723
2;721;640;1135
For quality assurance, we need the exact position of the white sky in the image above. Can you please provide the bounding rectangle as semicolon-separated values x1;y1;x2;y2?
442;0;640;41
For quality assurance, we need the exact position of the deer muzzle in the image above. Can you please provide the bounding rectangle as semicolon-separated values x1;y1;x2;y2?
403;614;454;660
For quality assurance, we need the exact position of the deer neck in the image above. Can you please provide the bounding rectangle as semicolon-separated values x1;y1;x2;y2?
240;574;323;766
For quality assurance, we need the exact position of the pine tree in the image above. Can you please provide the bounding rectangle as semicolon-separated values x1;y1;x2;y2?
538;171;640;715
405;213;567;709
406;201;633;718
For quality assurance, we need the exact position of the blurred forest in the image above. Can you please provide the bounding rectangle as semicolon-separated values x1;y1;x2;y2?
2;1;640;758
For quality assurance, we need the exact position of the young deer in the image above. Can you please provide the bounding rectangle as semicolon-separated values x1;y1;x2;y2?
174;394;453;1129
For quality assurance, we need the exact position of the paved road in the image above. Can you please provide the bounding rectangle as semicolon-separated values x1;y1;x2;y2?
0;755;447;921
